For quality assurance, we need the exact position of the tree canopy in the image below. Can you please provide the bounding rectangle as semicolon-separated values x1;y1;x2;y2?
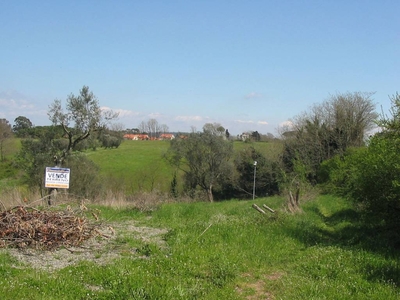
48;86;118;165
13;116;33;137
165;131;233;202
282;92;378;182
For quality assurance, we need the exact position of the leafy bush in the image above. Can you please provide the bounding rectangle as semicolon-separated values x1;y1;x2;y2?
322;136;400;232
64;154;103;199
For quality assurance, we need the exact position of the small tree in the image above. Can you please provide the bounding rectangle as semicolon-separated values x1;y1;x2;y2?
0;119;12;161
48;86;118;165
233;146;280;198
203;122;225;137
13;116;33;138
165;131;233;202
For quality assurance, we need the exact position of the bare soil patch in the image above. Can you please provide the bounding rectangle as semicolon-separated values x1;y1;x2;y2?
235;272;284;300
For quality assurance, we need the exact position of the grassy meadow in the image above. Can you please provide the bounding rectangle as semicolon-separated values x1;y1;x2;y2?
0;195;399;299
86;140;174;193
0;138;399;299
85;139;282;195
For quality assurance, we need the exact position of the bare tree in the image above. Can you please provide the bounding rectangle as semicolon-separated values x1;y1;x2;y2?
160;124;169;134
146;118;161;139
138;121;147;134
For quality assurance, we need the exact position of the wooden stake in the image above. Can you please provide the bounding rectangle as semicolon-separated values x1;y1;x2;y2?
252;204;266;214
262;204;275;213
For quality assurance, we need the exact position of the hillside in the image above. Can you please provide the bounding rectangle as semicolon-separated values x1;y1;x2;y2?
0;194;398;299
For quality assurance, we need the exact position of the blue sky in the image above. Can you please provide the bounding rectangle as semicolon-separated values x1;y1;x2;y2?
1;1;399;135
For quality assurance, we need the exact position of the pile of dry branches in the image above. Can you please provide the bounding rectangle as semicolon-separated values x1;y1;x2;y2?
0;206;100;250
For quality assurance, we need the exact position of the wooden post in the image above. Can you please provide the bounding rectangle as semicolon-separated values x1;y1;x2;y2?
48;188;57;206
262;204;275;213
252;204;266;214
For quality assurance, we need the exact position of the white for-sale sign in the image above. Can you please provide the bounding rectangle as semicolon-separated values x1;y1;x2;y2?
45;167;70;189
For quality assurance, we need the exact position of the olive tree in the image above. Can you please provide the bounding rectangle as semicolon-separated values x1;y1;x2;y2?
165;130;233;202
48;85;118;165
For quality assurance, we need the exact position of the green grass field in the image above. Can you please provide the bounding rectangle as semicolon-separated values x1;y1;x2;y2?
85;139;281;194
0;137;280;195
1;137;399;299
0;195;398;299
86;140;174;193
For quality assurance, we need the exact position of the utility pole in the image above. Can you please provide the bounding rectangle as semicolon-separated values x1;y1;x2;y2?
253;161;257;200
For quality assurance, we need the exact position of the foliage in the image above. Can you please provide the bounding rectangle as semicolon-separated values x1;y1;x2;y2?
251;130;261;141
48;86;118;165
12;116;33;137
320;93;400;238
165;131;234;202
282;92;378;183
0;119;13;161
65;154;103;198
15;136;60;195
14;129;102;199
99;133;122;149
230;146;280;198
202;122;226;136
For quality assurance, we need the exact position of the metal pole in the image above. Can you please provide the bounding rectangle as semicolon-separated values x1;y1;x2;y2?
253;161;257;200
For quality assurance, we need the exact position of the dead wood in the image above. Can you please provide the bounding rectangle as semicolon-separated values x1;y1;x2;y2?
0;205;103;250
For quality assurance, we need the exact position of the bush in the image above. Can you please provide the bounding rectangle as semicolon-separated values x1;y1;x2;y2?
64;154;103;199
323;136;400;230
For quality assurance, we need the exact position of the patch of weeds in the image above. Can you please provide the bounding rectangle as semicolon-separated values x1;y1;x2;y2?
207;256;238;288
136;243;160;257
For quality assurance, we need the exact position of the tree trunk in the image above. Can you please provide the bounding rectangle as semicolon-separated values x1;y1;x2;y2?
207;184;214;202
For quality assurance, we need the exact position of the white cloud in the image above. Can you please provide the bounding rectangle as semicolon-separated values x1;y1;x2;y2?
257;121;268;125
175;115;203;121
279;120;294;129
235;119;254;124
0;91;47;124
245;92;262;99
102;106;140;116
148;112;163;118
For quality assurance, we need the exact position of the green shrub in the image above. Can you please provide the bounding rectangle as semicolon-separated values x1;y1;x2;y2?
322;136;400;236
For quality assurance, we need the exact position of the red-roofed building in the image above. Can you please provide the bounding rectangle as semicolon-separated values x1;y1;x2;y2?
159;133;175;140
123;134;149;140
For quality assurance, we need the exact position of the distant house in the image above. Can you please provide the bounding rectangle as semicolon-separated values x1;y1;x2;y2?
123;134;149;140
240;132;250;141
159;133;175;140
281;131;296;138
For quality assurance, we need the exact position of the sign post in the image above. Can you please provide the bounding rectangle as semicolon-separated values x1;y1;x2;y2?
45;167;70;205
